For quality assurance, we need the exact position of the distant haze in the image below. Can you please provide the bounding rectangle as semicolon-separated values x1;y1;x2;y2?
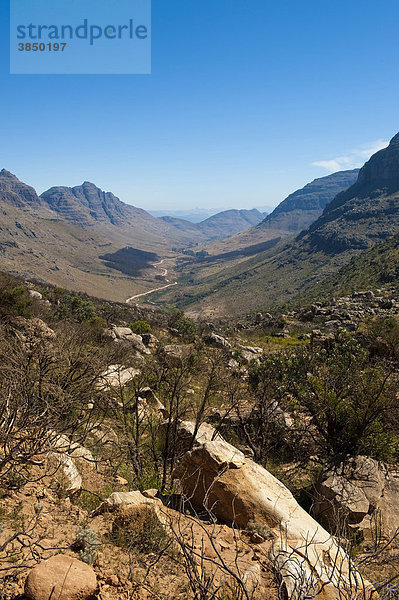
149;206;272;223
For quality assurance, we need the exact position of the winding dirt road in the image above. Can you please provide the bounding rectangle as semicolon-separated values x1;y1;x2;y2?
126;259;177;303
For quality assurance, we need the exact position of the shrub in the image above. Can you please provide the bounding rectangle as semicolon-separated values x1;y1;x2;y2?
249;331;398;462
72;527;99;564
129;320;152;334
112;506;170;555
0;284;32;318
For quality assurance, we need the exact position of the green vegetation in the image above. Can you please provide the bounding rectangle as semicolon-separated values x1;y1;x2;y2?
129;319;152;334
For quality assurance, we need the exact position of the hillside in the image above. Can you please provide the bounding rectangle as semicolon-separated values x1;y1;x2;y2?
260;169;359;233
152;133;399;317
0;171;184;301
161;208;265;241
192;169;359;259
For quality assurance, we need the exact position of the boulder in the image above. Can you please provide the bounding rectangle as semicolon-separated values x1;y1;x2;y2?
160;419;224;458
173;439;375;600
14;317;56;345
48;451;82;496
138;387;168;417
24;555;97;600
48;432;96;468
98;364;141;389
109;327;150;354
203;333;231;349
314;456;399;539
28;290;43;301
159;344;192;367
237;344;263;364
92;490;166;527
141;333;159;350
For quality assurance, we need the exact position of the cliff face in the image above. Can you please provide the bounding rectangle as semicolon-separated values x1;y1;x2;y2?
0;169;46;210
261;169;359;233
306;134;399;254
357;134;399;188
40;182;149;227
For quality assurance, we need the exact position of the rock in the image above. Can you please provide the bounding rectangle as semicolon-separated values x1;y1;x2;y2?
48;451;82;496
116;476;129;486
237;345;263;364
159;344;192;367
29;290;43;300
173;439;375;599
92;490;162;516
242;564;261;592
14;317;56;345
138;387;168;417
227;358;240;369
48;432;96;468
98;364;141;389
141;333;158;349
112;327;150;354
163;420;224;455
24;555;97;600
142;488;158;499
203;333;231;349
314;456;399;539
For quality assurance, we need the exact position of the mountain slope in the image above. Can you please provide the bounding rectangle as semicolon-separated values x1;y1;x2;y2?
197;208;265;239
155;134;399;317
160;208;265;242
261;169;359;233
0;171;182;301
301;232;399;301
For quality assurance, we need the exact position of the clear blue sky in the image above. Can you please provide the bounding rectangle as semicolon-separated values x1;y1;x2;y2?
0;0;398;211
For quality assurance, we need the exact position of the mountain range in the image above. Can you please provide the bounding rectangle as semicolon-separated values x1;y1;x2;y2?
155;133;399;317
261;169;359;233
0;133;396;314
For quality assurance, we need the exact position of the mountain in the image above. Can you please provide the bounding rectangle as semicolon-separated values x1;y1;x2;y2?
155;133;399;317
161;208;265;241
197;208;265;239
0;169;51;213
149;208;220;222
301;232;399;302
261;170;359;233
41;181;168;232
0;171;186;301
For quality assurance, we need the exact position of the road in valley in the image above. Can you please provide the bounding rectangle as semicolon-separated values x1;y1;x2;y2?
126;259;177;303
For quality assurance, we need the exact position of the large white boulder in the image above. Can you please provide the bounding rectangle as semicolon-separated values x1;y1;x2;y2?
173;439;375;600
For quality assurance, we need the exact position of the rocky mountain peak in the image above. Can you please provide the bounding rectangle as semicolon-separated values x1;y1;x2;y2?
0;169;44;208
356;133;399;189
0;169;18;179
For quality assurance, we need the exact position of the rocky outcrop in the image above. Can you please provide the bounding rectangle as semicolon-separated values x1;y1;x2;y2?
138;387;168;417
159;344;192;367
98;364;141;389
107;326;150;354
237;344;263;364
313;456;399;540
204;333;231;349
0;169;46;210
173;439;375;599
262;169;359;234
24;555;97;600
356;133;399;189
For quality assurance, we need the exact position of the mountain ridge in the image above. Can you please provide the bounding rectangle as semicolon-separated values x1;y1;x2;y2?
156;133;399;317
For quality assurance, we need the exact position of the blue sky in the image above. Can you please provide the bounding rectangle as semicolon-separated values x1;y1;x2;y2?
0;0;398;211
